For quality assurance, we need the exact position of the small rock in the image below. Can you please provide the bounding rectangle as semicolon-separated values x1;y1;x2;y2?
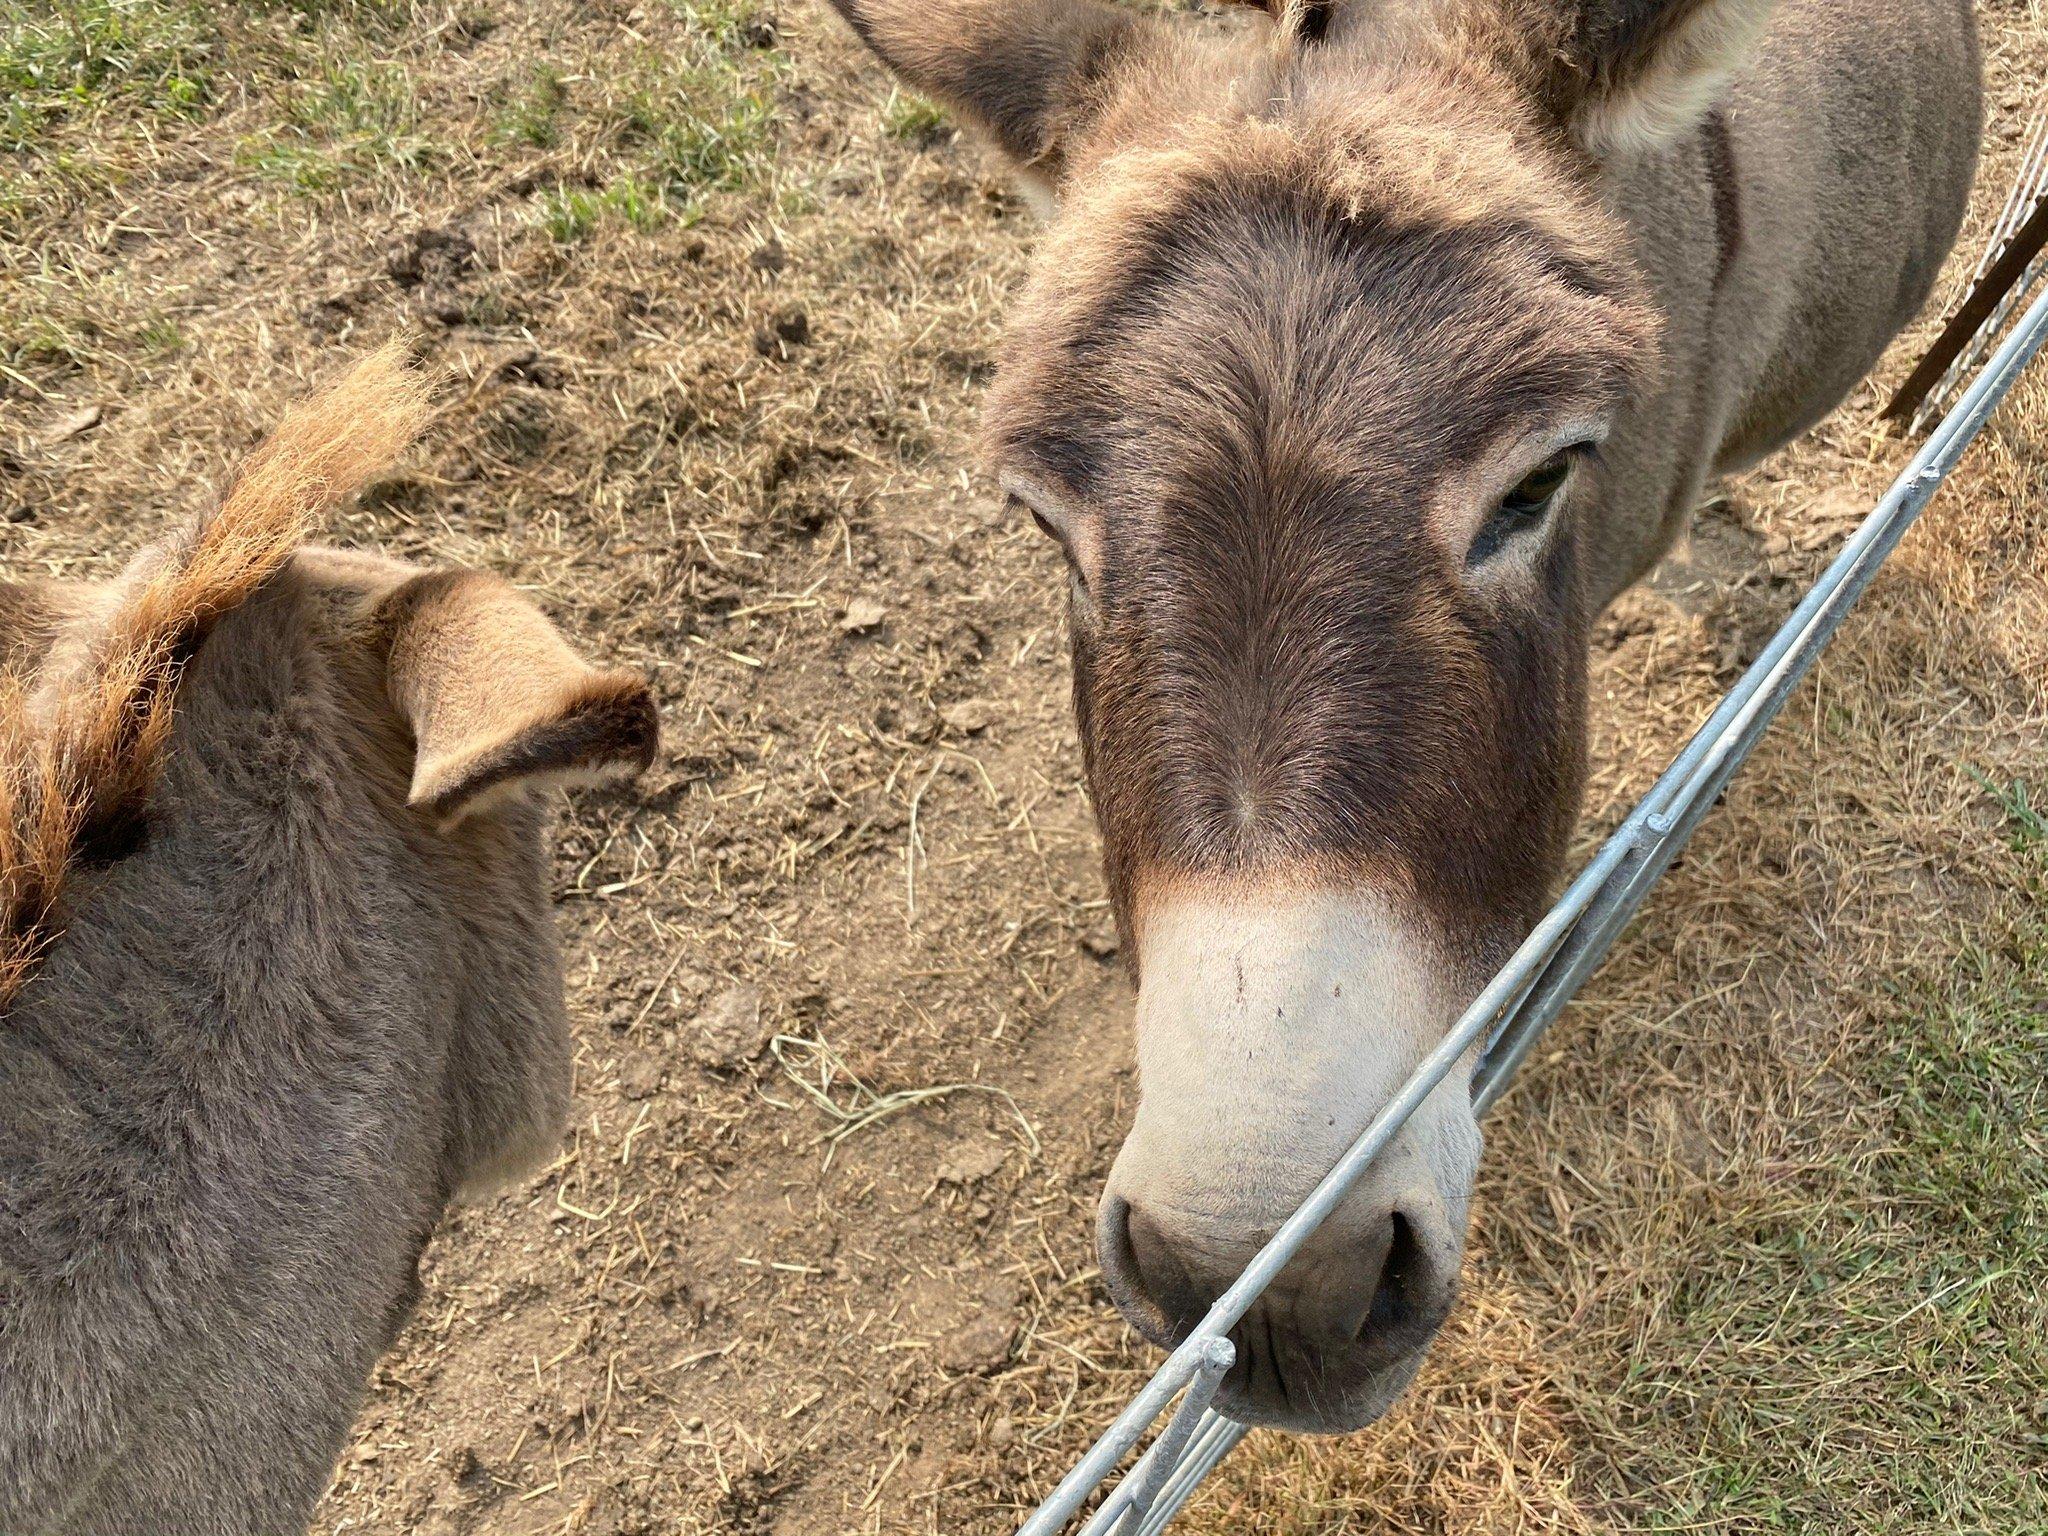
42;405;102;445
987;1415;1016;1449
938;699;995;736
839;597;887;634
616;1049;665;1100
449;1445;493;1497
936;1140;1007;1186
938;1311;1016;1375
1080;923;1121;960
687;983;769;1069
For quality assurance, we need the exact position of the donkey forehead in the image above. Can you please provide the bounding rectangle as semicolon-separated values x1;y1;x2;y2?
989;132;1652;497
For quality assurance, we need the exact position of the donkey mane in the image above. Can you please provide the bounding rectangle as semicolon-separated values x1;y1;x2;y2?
0;346;431;1012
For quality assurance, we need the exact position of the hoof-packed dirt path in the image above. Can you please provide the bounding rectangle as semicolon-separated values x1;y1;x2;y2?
4;2;2044;1531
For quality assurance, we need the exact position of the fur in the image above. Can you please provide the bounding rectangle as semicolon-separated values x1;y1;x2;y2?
0;346;430;1014
1559;0;1781;156
0;358;658;1533
827;0;1982;1429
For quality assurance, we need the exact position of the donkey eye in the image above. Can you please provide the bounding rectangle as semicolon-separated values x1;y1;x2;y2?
1468;449;1582;567
1501;453;1573;516
1017;495;1084;581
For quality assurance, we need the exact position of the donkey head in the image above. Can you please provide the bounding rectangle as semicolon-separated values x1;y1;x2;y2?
830;0;1771;1429
2;353;659;1213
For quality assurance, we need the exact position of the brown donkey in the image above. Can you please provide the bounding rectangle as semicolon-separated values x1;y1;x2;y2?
825;0;1980;1429
0;351;658;1532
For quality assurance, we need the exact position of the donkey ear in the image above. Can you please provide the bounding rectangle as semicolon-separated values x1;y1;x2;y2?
825;0;1155;182
1546;0;1776;157
376;569;659;827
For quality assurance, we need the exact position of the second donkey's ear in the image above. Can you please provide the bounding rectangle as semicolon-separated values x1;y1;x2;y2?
376;569;659;827
1540;0;1776;157
824;0;1157;185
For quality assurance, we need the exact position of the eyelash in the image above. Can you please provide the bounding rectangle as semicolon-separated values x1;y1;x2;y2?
1467;445;1595;567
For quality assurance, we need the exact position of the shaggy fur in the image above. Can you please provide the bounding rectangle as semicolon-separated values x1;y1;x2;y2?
0;357;658;1533
0;347;430;1013
824;0;1981;961
825;0;1981;1427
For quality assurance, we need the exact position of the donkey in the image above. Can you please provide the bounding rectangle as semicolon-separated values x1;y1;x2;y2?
824;0;1980;1428
0;350;659;1532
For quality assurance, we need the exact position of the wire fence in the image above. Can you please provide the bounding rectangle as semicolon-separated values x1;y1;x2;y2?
1905;95;2048;434
1012;279;2048;1536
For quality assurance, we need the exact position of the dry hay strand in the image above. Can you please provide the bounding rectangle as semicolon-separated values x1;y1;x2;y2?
0;343;431;1012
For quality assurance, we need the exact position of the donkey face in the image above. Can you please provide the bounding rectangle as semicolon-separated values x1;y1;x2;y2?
830;0;1767;1428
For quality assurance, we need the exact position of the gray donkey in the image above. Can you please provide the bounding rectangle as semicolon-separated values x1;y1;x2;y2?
823;0;1980;1429
0;350;658;1532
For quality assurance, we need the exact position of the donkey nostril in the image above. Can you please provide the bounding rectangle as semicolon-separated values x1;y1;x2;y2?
1361;1210;1429;1344
1096;1197;1165;1336
1097;1196;1205;1347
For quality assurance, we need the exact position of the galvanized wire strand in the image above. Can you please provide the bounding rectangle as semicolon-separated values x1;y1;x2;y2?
1909;94;2048;432
1911;241;2048;435
1980;106;2047;281
1014;278;2048;1536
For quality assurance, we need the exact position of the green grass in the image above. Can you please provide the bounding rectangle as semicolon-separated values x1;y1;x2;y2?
0;0;215;152
662;0;768;50
0;245;190;372
492;63;568;149
237;56;436;193
534;173;669;243
0;0;452;230
881;88;947;143
1973;771;2048;858
1615;783;2048;1531
614;51;775;212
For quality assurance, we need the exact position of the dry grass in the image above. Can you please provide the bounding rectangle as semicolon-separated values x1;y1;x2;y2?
0;1;2042;1533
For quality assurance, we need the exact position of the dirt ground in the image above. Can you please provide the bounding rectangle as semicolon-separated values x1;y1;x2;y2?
3;1;2045;1532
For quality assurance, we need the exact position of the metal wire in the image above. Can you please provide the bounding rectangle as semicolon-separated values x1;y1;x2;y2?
1907;96;2048;434
1013;279;2048;1536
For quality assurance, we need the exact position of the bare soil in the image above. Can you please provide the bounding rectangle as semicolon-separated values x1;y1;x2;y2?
3;2;2044;1533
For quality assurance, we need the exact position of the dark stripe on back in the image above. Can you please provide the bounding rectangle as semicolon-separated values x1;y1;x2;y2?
1702;108;1742;292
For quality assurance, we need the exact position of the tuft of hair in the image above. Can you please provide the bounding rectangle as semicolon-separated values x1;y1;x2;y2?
1221;0;1335;47
0;344;433;1013
1568;0;1775;158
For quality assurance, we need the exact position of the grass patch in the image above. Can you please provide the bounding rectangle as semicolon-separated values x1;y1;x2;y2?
881;88;947;143
1609;785;2048;1531
238;56;436;193
661;0;769;50
534;174;669;243
0;248;189;372
492;63;568;149
0;0;215;152
616;53;774;207
1972;770;2048;858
